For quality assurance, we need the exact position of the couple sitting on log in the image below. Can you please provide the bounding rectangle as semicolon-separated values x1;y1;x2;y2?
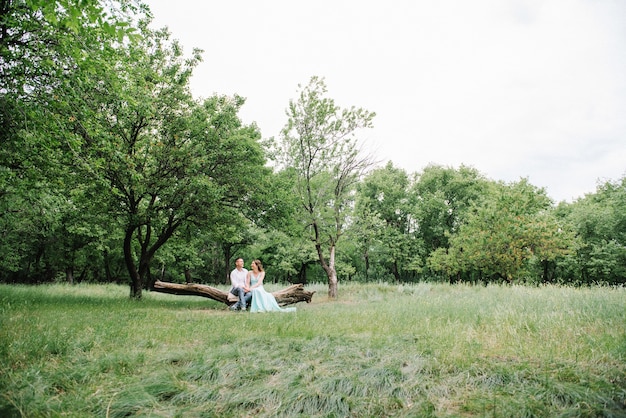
229;257;296;313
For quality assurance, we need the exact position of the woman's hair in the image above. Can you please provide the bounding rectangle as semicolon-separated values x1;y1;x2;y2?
253;259;264;272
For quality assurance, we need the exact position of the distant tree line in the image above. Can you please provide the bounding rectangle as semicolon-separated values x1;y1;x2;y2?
1;1;624;297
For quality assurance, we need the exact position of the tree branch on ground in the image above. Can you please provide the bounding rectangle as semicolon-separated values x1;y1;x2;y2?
152;280;315;307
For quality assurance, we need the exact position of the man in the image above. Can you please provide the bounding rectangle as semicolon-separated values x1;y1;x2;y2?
229;257;251;310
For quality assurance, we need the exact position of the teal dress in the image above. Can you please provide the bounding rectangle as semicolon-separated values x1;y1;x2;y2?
250;273;296;313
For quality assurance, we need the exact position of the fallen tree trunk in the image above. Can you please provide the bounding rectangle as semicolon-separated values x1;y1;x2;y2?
152;280;315;306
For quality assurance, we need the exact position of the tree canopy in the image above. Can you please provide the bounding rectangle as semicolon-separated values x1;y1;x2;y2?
278;76;375;297
1;0;625;292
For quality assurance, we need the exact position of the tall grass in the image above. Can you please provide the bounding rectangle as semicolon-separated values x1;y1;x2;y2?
0;282;624;417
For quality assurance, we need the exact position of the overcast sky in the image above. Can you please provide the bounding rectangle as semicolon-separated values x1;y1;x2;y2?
147;0;626;202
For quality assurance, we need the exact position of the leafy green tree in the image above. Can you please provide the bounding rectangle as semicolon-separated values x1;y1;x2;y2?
212;215;256;284
0;0;140;185
346;206;385;281
146;155;298;287
278;76;375;298
412;164;488;254
0;0;137;94
240;167;320;284
0;0;140;280
2;1;275;291
355;162;421;281
429;179;573;283
56;21;266;297
565;176;626;284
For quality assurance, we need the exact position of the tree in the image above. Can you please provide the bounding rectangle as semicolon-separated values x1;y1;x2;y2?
347;205;385;281
428;179;573;283
0;0;137;95
412;164;488;251
250;168;325;284
0;0;140;282
278;76;375;298
58;21;267;298
354;162;421;281
564;176;626;284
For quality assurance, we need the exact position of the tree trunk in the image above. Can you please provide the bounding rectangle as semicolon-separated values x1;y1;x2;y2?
65;266;74;285
223;244;232;285
391;260;400;282
145;262;156;290
312;221;338;298
103;250;112;282
297;262;307;284
314;242;338;299
78;266;88;283
124;226;143;299
542;259;553;283
152;280;315;306
327;245;338;298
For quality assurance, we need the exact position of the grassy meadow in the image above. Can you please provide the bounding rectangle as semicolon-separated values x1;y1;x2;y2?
0;281;625;417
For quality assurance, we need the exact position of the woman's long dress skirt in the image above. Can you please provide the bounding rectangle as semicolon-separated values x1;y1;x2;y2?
251;286;296;313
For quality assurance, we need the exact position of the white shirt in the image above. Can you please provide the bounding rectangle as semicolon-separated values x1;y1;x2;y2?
230;267;248;288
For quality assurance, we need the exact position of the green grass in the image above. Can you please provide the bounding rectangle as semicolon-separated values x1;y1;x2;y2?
1;282;625;417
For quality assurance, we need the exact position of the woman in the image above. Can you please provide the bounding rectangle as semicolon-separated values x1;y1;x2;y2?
247;259;296;313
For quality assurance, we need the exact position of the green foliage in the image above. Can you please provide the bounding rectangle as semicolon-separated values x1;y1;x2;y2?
0;0;149;283
354;162;422;281
2;0;269;292
0;0;136;93
564;177;626;284
1;283;625;416
2;1;626;289
428;179;575;283
412;164;490;252
278;76;376;296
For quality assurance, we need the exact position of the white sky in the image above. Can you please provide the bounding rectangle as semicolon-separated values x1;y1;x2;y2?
147;0;626;202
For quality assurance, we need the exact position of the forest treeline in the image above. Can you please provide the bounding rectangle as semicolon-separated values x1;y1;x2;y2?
1;1;624;297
